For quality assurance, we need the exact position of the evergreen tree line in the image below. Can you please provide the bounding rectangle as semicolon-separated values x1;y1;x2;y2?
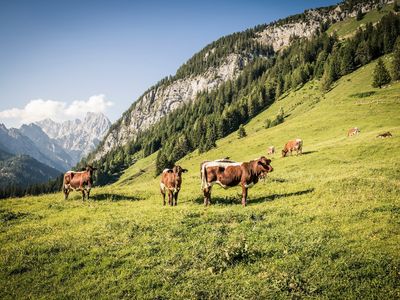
91;0;385;166
86;12;399;184
0;174;64;200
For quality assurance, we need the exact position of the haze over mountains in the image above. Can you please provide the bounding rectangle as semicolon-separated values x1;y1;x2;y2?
0;112;111;187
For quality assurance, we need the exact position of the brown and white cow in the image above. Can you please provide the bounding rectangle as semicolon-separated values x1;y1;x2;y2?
282;138;303;157
268;146;275;155
348;127;360;137
63;166;97;200
376;131;392;138
160;165;188;206
200;156;273;207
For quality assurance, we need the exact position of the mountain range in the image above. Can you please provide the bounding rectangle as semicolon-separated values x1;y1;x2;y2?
0;112;110;188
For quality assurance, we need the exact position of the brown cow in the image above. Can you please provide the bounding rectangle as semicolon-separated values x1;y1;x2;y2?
348;127;360;137
200;156;273;207
282;138;303;157
160;165;188;206
63;166;97;200
376;131;392;138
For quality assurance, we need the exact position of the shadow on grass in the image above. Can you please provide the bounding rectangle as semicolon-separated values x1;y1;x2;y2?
90;193;142;202
258;188;314;203
301;151;318;155
192;188;314;206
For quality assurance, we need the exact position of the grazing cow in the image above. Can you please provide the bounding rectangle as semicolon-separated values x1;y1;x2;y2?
160;165;188;206
348;127;360;137
376;131;392;138
282;138;303;157
200;156;273;207
63;166;97;200
268;146;275;155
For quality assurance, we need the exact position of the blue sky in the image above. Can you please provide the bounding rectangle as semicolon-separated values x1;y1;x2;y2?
0;0;339;127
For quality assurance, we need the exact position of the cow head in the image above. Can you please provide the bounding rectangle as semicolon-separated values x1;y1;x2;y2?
255;156;273;178
172;165;188;176
86;165;97;176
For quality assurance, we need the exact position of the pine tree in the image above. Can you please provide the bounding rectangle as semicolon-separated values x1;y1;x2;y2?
355;40;372;66
341;47;355;75
392;37;400;81
372;58;391;88
321;57;335;91
238;124;247;139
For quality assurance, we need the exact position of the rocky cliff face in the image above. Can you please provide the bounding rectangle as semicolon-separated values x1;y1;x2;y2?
92;0;392;161
256;1;392;51
36;112;111;164
95;53;250;159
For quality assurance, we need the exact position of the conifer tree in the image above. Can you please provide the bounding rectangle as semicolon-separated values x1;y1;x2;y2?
372;58;391;88
321;57;335;91
391;37;400;81
341;47;355;75
238;124;247;139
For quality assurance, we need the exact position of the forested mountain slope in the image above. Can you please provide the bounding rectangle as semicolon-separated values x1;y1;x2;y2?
0;149;61;189
83;1;399;185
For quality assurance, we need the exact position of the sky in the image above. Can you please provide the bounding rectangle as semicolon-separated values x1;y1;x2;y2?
0;0;339;128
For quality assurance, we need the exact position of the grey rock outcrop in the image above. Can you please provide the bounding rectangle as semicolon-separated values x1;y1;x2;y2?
95;53;249;159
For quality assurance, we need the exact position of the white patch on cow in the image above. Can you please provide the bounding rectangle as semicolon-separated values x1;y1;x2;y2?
200;160;242;190
160;182;166;191
162;168;172;173
204;161;242;168
66;170;85;174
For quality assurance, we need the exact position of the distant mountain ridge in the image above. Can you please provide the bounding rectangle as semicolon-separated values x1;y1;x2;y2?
36;112;111;165
0;148;61;189
19;123;74;171
0;123;65;171
0;112;111;188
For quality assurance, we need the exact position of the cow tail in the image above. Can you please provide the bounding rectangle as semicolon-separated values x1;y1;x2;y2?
200;162;208;191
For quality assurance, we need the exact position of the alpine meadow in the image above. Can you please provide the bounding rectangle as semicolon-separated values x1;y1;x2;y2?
1;0;400;299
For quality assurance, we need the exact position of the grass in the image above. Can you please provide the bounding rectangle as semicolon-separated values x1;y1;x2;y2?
327;4;394;38
1;58;400;299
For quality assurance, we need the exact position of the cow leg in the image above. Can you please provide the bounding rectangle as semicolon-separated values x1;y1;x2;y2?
160;188;166;206
168;191;173;206
203;187;212;206
241;185;248;207
174;192;179;206
63;188;69;200
81;190;86;201
86;189;90;201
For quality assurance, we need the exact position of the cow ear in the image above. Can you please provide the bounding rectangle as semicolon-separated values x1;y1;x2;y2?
182;169;188;173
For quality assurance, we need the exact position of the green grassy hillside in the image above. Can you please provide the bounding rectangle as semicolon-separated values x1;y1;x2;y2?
1;57;399;299
327;4;394;38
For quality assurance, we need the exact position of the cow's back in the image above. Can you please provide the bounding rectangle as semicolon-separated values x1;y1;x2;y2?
285;140;295;151
161;170;175;189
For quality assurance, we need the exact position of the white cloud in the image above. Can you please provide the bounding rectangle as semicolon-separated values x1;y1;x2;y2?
0;95;113;128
